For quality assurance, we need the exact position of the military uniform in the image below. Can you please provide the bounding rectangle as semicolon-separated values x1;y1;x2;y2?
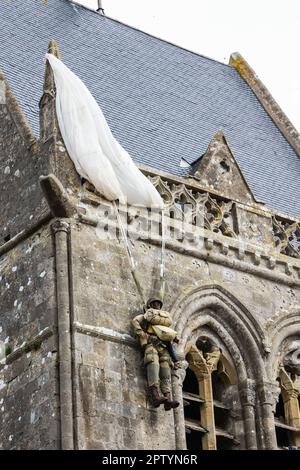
132;301;180;410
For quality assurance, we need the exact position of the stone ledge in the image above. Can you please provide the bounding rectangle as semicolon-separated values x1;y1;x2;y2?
0;326;54;368
0;212;52;256
74;321;137;347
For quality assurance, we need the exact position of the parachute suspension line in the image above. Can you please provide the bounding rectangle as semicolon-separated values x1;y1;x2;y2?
113;201;145;305
160;207;166;280
78;176;84;203
113;201;135;271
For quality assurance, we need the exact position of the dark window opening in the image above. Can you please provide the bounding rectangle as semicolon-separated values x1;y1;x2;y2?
183;368;204;450
214;406;230;430
184;396;201;421
212;370;227;402
183;368;199;395
275;393;285;422
275;427;290;449
212;370;235;450
220;159;230;173
186;429;203;451
216;435;233;450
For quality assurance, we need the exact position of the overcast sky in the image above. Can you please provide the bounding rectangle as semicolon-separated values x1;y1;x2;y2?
77;0;300;132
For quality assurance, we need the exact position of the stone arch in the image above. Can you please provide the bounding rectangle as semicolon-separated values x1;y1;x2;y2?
265;307;300;448
183;313;247;381
170;282;269;450
266;306;300;381
171;281;266;381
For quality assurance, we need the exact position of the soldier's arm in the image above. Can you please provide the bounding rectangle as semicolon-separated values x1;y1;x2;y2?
131;314;148;348
131;314;145;336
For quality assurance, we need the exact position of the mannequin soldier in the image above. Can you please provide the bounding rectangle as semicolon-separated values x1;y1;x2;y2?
132;298;180;410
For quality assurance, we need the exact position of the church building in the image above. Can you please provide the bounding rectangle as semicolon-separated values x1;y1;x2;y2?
0;0;300;450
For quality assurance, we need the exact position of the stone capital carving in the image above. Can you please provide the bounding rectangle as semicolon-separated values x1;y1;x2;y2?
204;349;221;373
51;219;70;234
282;340;300;376
239;379;256;406
279;367;300;399
257;381;280;408
186;346;209;377
186;344;221;378
172;360;189;386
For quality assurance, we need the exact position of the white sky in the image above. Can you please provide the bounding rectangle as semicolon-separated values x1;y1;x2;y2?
77;0;300;132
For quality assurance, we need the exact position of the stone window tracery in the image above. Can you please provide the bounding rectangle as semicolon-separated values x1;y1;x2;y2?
272;216;300;259
149;176;237;238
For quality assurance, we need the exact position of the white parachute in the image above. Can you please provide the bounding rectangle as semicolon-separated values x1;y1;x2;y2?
46;53;163;209
46;53;166;303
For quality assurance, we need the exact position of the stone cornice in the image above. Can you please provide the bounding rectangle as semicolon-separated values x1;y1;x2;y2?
80;172;300;266
77;214;300;287
138;163;300;223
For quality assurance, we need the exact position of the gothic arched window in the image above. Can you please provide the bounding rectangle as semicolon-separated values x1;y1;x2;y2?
182;337;239;450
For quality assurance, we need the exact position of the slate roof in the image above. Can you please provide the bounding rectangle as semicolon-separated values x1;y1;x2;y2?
1;0;300;218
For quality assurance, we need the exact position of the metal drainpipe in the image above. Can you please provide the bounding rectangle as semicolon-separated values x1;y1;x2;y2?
52;220;74;450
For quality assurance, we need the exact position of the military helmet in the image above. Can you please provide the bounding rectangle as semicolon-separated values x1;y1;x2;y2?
146;298;163;309
146;277;165;310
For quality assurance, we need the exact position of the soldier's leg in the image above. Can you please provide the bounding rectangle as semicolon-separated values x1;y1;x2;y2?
158;347;179;411
158;348;172;394
144;344;166;407
144;344;159;387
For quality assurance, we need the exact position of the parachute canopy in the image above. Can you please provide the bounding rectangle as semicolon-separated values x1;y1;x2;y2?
46;53;163;209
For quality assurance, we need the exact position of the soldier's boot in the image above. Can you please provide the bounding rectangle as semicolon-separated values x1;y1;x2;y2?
149;385;167;408
163;392;180;411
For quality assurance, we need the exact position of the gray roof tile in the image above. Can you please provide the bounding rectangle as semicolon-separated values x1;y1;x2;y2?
1;0;300;217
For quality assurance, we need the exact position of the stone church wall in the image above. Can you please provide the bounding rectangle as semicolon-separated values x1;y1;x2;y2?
0;224;59;449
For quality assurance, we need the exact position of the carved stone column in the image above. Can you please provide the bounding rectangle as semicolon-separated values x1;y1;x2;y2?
239;379;257;450
198;371;216;450
257;382;278;450
187;346;220;450
172;360;189;450
52;220;74;450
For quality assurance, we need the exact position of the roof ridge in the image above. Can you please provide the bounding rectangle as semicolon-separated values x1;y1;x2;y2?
68;0;232;69
230;52;300;158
